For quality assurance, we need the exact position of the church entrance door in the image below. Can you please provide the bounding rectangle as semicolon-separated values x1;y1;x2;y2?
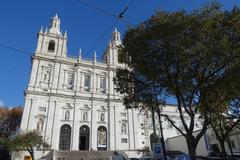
59;124;71;150
79;125;90;150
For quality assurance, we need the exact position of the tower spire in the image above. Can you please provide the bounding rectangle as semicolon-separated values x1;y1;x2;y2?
93;51;97;63
49;14;61;35
39;26;43;33
78;48;82;61
111;27;121;45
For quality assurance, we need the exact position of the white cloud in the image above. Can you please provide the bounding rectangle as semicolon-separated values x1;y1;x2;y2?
0;100;5;107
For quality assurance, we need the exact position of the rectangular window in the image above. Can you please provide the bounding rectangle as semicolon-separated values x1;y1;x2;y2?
39;107;46;112
67;73;74;87
99;77;106;93
84;75;91;91
64;72;74;90
121;138;127;143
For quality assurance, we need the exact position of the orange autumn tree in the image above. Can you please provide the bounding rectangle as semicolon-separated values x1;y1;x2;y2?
0;107;23;138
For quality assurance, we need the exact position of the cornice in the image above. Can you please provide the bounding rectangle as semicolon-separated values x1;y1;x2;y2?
32;54;119;71
25;90;123;103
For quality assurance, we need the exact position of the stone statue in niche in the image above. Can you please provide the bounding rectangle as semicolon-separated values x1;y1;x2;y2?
37;118;44;131
98;129;106;146
121;123;126;134
83;111;88;121
43;70;51;83
65;111;70;120
100;113;104;122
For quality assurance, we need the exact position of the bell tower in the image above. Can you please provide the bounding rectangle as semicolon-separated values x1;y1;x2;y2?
102;28;122;65
35;14;67;57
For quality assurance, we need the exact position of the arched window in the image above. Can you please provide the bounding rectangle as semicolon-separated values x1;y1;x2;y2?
48;40;55;52
83;111;88;121
121;123;127;134
100;113;104;122
37;118;44;131
65;111;70;120
59;124;71;150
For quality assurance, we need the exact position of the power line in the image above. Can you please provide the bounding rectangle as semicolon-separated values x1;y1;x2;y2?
74;0;117;18
0;42;32;56
73;0;136;27
0;0;136;59
83;0;136;56
128;0;135;8
86;19;119;57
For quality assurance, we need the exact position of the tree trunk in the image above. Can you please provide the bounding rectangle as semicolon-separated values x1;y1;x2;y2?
226;136;234;160
186;138;197;160
151;105;157;143
156;106;167;160
219;140;228;160
28;150;35;160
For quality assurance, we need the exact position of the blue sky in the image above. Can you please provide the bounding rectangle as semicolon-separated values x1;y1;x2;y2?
0;0;239;107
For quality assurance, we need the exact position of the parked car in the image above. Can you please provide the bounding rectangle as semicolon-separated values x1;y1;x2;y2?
166;151;190;160
139;157;152;160
207;151;240;160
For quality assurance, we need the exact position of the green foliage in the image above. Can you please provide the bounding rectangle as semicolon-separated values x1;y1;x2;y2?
7;130;50;160
114;2;240;160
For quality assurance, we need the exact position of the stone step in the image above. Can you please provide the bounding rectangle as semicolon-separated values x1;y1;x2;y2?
54;150;115;160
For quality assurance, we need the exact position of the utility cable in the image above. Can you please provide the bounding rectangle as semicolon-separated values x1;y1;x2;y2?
73;0;136;27
74;0;117;18
0;0;136;58
86;19;119;57
79;0;136;57
0;42;32;56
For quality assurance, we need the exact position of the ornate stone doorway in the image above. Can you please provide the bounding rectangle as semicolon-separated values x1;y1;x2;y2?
97;126;107;150
79;125;90;150
59;124;71;150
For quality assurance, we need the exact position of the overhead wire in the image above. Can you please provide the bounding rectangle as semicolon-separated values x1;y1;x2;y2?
0;0;136;58
84;0;136;56
0;42;32;56
74;0;117;19
85;19;119;57
73;0;136;27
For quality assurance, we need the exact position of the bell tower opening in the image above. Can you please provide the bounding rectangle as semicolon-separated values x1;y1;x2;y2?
48;40;55;52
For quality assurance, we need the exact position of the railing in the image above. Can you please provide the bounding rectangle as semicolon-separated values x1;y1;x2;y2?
67;54;78;59
67;54;107;64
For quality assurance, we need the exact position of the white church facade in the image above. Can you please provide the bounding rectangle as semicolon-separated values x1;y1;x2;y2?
19;15;203;158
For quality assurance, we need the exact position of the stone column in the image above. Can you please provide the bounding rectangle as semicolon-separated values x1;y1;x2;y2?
91;101;97;150
72;99;79;150
108;102;115;150
44;99;55;146
20;98;33;130
28;59;39;90
52;62;60;92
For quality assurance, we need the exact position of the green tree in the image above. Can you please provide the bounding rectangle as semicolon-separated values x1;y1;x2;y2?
206;95;240;159
8;130;50;160
114;3;240;160
114;68;167;158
